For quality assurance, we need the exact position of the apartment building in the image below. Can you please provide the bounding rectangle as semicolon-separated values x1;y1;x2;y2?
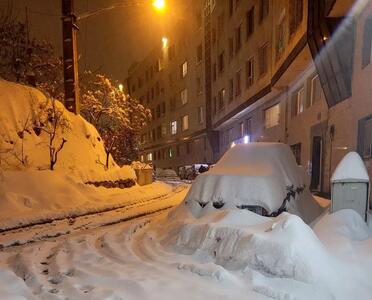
128;0;371;196
127;0;212;171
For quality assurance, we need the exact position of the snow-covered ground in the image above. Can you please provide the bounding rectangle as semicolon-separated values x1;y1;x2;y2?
1;203;371;300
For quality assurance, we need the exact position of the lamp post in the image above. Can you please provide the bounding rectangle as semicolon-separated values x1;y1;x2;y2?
61;0;167;115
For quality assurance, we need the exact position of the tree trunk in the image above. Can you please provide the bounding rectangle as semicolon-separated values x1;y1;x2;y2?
105;150;110;169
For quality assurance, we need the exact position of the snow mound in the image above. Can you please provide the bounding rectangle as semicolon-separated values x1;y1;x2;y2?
0;79;134;182
332;151;369;182
184;143;322;223
156;168;180;181
163;208;333;284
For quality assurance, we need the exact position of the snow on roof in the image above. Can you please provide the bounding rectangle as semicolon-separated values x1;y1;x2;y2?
331;152;369;183
184;143;321;222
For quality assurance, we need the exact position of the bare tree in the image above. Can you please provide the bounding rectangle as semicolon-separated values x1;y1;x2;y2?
34;98;70;170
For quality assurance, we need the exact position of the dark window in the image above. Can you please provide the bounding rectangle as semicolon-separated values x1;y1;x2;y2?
259;0;269;23
259;43;269;76
289;0;303;36
152;129;156;141
362;18;372;68
156;104;161;118
218;51;225;73
246;58;254;88
229;0;234;17
246;7;255;39
157;126;162;139
186;142;192;154
170;97;176;112
235;24;242;53
218;89;225;111
358;115;372;159
291;143;302;165
197;44;203;62
235;70;241;96
229;38;234;61
161;102;166;114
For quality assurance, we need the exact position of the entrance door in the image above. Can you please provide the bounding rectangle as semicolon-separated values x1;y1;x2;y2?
311;136;322;190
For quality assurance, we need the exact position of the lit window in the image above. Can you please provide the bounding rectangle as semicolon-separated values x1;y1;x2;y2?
161;123;167;137
181;88;188;105
170;120;177;135
168;147;174;158
182;115;189;131
264;104;280;129
292;87;305;117
181;61;188;78
198;106;204;124
147;153;153;161
310;75;322;105
246;57;254;88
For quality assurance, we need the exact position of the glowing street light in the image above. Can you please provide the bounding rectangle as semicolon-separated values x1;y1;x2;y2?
162;37;168;48
118;84;124;92
152;0;166;12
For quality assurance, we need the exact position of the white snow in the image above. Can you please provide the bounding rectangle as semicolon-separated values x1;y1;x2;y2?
184;143;322;223
331;151;370;182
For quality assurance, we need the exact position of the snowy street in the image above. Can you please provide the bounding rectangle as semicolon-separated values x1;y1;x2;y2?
0;189;264;300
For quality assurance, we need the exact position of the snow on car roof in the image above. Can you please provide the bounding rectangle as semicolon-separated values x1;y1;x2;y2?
184;142;321;222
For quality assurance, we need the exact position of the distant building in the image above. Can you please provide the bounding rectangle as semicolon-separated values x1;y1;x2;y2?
127;0;372;197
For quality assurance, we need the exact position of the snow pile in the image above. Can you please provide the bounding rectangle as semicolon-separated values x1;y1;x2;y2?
131;161;153;170
0;79;133;182
331;151;369;182
0;170;173;230
184;143;322;223
160;203;372;299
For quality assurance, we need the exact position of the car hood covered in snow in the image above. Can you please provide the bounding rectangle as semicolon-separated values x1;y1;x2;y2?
184;143;322;223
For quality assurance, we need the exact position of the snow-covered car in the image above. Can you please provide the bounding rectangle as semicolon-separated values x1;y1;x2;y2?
184;142;322;223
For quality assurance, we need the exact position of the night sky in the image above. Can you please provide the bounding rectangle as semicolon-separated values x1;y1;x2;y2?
0;0;167;82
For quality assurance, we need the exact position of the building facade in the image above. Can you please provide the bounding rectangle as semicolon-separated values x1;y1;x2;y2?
127;0;371;196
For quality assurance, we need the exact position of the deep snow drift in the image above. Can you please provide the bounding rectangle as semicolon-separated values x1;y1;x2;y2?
159;202;372;300
184;143;322;223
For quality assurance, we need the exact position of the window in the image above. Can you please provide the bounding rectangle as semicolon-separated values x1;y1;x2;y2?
259;0;269;22
157;125;162;139
246;58;254;88
276;17;286;60
246;118;252;136
146;153;153;162
161;102;166;115
161;123;167;137
218;51;225;73
229;38;234;61
181;61;188;78
213;96;217;115
362;18;372;68
264;104;280;129
259;43;269;76
156;104;161;118
310;75;322;106
168;147;174;159
152;129;156;141
182;115;189;131
176;144;181;156
186;142;192;154
235;70;241;97
198;106;204;124
289;0;303;36
228;79;234;102
218;89;225;111
170;120;177;135
181;89;188;105
239;122;245;138
156;81;160;96
246;7;255;39
235;24;242;53
197;77;202;94
197;44;203;63
170;96;176;111
292;87;305;117
358;115;372;159
291;143;302;165
229;0;233;17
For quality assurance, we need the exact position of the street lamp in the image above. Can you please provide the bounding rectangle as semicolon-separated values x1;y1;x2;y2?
118;84;124;92
61;0;168;115
152;0;166;12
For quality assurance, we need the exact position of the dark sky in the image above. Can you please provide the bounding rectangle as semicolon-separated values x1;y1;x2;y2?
0;0;166;82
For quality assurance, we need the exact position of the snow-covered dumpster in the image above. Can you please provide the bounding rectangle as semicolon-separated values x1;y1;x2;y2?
331;152;370;222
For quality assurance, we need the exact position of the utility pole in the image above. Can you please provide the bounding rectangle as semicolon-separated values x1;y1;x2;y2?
61;0;80;114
